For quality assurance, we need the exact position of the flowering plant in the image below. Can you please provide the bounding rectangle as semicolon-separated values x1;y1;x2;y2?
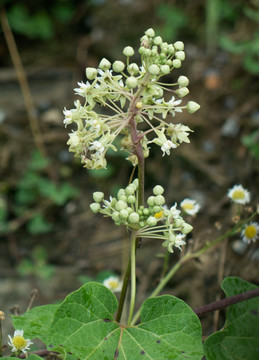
1;28;259;360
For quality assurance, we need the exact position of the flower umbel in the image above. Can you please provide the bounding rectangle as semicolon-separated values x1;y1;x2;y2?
103;276;122;293
241;222;259;244
228;185;250;205
8;330;33;354
180;198;200;216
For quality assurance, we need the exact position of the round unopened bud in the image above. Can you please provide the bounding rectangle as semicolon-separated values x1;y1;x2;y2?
86;67;97;80
187;101;200;114
178;75;189;87
117;189;126;198
93;191;104;203
160;65;170;74
99;58;111;70
143;208;150;216
115;200;127;211
128;212;140;224
112;211;120;222
127;63;139;75
153;185;164;196
136;101;142;109
174;218;184;227
127;195;136;204
181;223;193;234
154;195;165;206
161;42;168;53
145;28;155;37
174;41;184;51
167;44;175;54
153;205;161;213
175;51;185;61
120;209;129;219
148;64;160;75
123;46;134;57
138;46;145;55
154;36;162;46
147;196;156;207
125;185;135;196
176;87;189;98
133;178;139;188
113;60;125;73
143;48;151;56
90;203;100;213
172;59;181;68
147;216;157;226
126;76;138;89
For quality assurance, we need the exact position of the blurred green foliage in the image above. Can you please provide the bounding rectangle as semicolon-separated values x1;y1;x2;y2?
242;130;259;159
78;269;119;285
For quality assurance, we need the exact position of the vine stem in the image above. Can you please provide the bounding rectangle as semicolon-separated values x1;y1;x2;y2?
131;211;257;325
127;231;137;325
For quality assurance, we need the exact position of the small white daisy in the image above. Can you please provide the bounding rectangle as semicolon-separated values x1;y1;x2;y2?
8;330;33;354
103;276;122;293
227;185;250;205
241;222;259;244
180;198;200;216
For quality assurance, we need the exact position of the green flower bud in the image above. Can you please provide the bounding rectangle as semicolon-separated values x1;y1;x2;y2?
160;65;170;74
174;41;184;51
90;202;100;213
181;223;193;234
176;87;189;98
174;218;184;227
128;212;140;224
127;195;136;204
126;76;138;89
148;64;160;75
133;178;139;188
145;28;155;37
127;63;139;75
153;205;161;213
154;195;165;206
139;221;145;228
117;189;126;197
138;46;145;55
187;101;200;113
147;216;157;226
86;67;97;80
125;185;135;196
172;59;181;68
161;42;168;53
177;75;189;87
153;36;162;45
112;211;120;222
153;185;164;195
175;51;185;61
147;196;155;207
123;46;134;57
127;207;133;214
167;44;175;54
120;209;129;219
143;48;151;56
93;191;104;203
113;60;125;73
99;58;111;70
115;200;127;211
143;208;150;216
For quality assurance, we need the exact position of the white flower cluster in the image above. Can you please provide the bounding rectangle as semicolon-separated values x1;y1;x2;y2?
63;28;200;169
90;180;193;253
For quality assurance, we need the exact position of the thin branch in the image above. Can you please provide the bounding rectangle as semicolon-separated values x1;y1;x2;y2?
194;287;259;317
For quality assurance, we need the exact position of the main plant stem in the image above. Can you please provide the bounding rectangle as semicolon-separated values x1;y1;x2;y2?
127;231;137;325
116;76;149;323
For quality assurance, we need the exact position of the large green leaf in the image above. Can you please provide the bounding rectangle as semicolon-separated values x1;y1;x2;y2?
12;304;58;344
204;276;259;360
49;282;203;359
0;356;42;360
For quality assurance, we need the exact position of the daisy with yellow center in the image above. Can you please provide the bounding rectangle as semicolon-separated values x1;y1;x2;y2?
103;276;122;293
180;198;200;216
8;330;33;354
227;184;250;205
241;222;259;244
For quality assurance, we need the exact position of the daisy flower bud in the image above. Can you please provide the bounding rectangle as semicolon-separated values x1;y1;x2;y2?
126;76;138;89
99;58;111;70
123;46;135;57
90;203;101;213
178;75;189;87
93;192;104;203
153;185;164;196
174;41;184;51
85;67;98;80
227;184;250;205
241;222;259;244
187;101;200;114
103;276;122;293
113;60;125;73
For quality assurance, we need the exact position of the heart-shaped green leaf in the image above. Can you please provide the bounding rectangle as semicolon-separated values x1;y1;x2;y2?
204;276;259;360
49;282;203;359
